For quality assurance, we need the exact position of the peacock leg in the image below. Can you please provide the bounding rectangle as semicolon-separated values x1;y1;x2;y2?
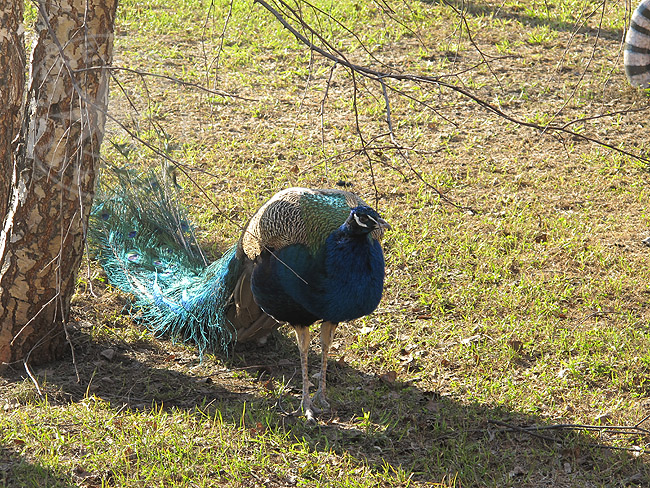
293;325;317;421
313;321;338;411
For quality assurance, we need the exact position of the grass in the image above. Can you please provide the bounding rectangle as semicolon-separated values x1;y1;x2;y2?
3;399;400;487
4;0;650;486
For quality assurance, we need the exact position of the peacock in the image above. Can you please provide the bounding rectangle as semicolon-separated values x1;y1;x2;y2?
89;168;389;420
625;0;650;88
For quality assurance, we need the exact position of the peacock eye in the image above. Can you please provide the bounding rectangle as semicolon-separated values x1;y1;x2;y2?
352;213;369;228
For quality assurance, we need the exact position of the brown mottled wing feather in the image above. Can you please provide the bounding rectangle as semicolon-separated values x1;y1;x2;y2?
227;260;280;343
239;187;373;260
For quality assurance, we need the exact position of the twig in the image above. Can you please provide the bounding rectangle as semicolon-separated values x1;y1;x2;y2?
512;422;650;436
290;38;316;142
286;0;396;73
377;77;477;213
9;295;59;346
441;0;504;91
105;66;257;101
488;419;559;442
62;320;80;383
318;63;336;156
560;105;650;130
23;361;43;398
545;0;607;127
275;370;300;417
488;417;650;452
574;310;622;327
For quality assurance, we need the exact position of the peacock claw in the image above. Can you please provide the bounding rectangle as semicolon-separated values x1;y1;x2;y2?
311;390;330;411
301;397;321;420
276;394;321;422
304;408;317;423
298;392;331;422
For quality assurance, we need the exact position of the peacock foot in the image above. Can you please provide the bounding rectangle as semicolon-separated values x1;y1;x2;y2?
301;397;320;423
311;388;331;412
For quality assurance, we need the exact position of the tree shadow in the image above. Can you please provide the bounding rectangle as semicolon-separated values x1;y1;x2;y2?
2;323;649;486
0;447;77;488
422;0;624;41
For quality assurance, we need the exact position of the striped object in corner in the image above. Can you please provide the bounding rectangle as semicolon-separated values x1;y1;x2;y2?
625;0;650;88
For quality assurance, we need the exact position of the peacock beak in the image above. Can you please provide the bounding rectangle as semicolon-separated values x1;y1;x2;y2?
377;217;391;231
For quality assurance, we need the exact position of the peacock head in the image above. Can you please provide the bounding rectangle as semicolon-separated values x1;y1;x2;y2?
344;206;391;236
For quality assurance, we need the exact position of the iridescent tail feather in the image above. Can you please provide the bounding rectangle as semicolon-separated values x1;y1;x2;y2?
88;168;270;353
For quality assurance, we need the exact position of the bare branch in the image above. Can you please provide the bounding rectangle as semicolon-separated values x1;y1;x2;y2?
253;0;650;166
488;417;650;452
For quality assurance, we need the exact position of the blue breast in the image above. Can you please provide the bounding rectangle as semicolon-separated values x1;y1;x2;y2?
250;231;385;326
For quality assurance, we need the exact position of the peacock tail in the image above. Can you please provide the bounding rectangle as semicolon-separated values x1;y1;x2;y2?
89;168;244;352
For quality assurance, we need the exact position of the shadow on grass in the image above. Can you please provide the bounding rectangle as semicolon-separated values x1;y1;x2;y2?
422;0;624;41
0;447;76;488
2;323;649;487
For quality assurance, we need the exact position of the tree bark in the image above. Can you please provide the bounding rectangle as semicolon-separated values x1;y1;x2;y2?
0;0;117;368
0;0;25;221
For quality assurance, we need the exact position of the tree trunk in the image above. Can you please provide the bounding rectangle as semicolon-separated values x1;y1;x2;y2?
0;0;117;368
0;0;25;221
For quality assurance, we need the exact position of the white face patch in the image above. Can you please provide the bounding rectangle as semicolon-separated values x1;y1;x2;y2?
353;213;369;228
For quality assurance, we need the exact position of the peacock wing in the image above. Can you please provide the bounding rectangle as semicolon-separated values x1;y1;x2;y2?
226;260;280;343
239;187;368;259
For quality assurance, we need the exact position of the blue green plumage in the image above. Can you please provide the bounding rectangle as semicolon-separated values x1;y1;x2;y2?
89;170;389;419
89;169;248;351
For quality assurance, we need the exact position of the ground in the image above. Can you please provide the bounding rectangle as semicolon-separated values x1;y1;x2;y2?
2;0;650;486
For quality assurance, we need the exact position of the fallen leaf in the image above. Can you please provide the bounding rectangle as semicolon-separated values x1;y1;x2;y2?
72;465;94;479
379;371;397;384
595;412;612;425
631;447;644;458
425;399;441;412
557;368;570;378
509;465;526;478
508;339;524;353
250;421;266;436
100;348;115;361
461;334;482;345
